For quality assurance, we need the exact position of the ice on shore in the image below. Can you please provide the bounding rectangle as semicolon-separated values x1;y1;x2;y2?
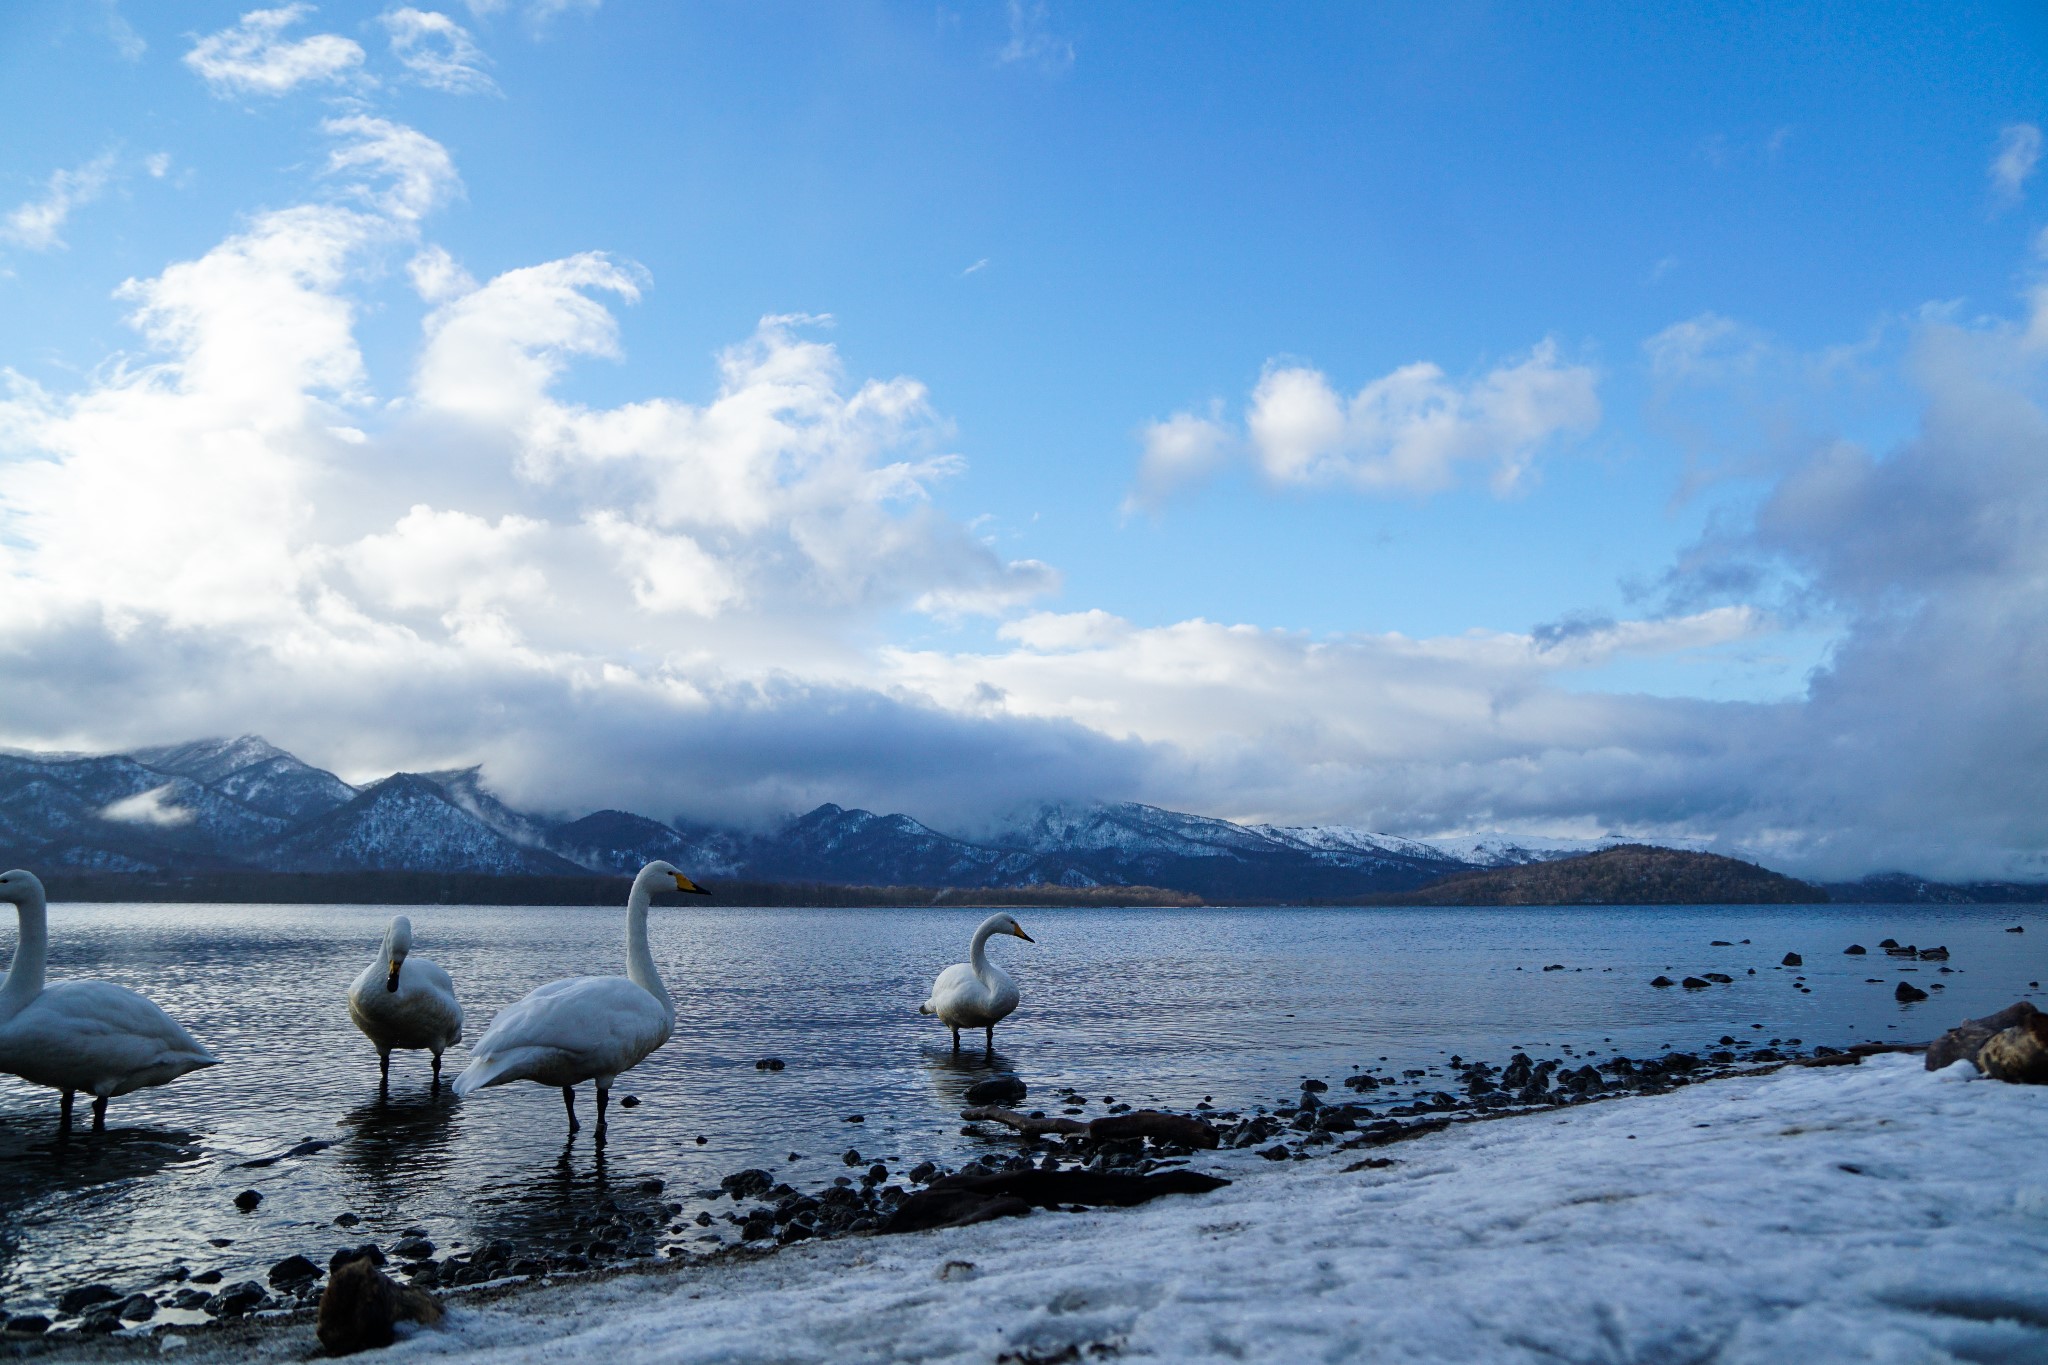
208;1055;2048;1363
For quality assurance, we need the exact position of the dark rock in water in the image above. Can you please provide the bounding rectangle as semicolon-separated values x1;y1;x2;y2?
1258;1144;1291;1161
1782;953;1803;966
1710;940;1732;947
1300;1078;1328;1093
56;1285;118;1316
170;1288;211;1310
233;1189;263;1212
1681;977;1710;989
619;1095;639;1108
392;1237;435;1261
2009;926;2026;933
755;1058;786;1070
329;1244;386;1273
79;1308;123;1335
638;1178;664;1194
268;1254;321;1289
1845;944;1866;955
908;1162;938;1185
1880;938;1899;949
964;1075;1027;1105
867;1163;889;1183
883;1167;1230;1233
1928;1002;2043;1071
719;1168;774;1199
334;1212;361;1228
844;1114;865;1123
1895;982;1929;1003
4;1315;50;1335
842;1149;862;1166
190;1269;223;1285
1918;946;1949;961
318;1254;443;1356
1703;973;1733;984
204;1281;268;1317
115;1293;156;1322
1978;1016;2048;1083
1650;976;1674;987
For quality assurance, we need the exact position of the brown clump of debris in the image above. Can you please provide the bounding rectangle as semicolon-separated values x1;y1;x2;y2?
318;1252;443;1356
1925;1002;2048;1083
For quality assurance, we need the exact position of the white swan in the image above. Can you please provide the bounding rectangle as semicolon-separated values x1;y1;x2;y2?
347;915;463;1092
920;912;1034;1055
452;861;707;1136
0;869;219;1133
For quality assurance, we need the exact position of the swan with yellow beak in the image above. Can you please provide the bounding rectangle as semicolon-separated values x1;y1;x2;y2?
453;861;708;1137
921;912;1034;1056
347;915;463;1093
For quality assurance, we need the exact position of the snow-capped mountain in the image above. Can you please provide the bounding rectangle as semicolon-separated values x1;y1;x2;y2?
0;734;1723;897
258;774;584;875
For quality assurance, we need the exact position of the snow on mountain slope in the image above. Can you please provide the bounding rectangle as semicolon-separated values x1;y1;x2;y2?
1252;824;1469;866
259;774;584;875
552;810;747;878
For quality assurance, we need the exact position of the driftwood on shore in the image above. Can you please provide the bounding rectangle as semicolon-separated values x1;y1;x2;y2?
960;1105;1220;1149
883;1167;1231;1233
1928;1002;2048;1082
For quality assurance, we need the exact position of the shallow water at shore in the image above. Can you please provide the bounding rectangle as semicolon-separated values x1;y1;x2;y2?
0;900;2042;1314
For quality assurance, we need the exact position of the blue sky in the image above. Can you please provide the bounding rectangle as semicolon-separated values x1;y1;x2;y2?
2;2;2046;877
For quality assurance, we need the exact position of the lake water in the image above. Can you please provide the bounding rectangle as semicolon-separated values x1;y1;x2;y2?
0;900;2043;1316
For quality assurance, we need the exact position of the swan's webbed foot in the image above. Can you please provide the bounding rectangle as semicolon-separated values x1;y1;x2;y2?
59;1089;74;1138
90;1095;107;1133
562;1086;580;1135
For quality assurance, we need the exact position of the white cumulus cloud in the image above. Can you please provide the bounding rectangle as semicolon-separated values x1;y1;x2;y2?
185;5;366;97
382;8;498;94
1992;123;2042;202
1133;341;1600;507
2;151;119;252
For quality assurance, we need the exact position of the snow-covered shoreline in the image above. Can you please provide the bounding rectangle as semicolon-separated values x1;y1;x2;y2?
51;1053;2048;1363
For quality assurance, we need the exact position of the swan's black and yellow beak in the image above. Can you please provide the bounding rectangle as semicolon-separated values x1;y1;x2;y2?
385;960;402;992
673;873;711;896
1012;925;1035;942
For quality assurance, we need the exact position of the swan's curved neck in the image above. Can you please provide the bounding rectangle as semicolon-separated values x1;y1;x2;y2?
0;886;48;1023
969;920;998;983
625;874;673;1017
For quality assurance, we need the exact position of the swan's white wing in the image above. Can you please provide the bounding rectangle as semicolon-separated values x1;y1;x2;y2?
454;976;668;1093
0;980;217;1096
923;962;1020;1027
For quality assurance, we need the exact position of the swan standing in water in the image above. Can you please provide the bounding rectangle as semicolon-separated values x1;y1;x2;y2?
347;916;462;1093
0;869;218;1133
920;913;1034;1056
453;861;708;1137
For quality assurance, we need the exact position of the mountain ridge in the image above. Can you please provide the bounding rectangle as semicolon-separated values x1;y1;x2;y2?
1;734;2012;902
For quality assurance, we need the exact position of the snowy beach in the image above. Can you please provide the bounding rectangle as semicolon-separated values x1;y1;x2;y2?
55;1052;2048;1364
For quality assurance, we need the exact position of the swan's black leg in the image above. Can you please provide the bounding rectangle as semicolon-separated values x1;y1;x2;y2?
91;1095;107;1132
562;1086;579;1134
985;1025;995;1057
431;1051;442;1091
950;1026;961;1054
59;1089;74;1137
379;1050;391;1096
595;1087;609;1141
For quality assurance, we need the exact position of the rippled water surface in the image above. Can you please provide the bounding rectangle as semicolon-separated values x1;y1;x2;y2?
0;900;2043;1311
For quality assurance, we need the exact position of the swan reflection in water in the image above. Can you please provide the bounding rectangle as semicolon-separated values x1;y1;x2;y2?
337;1090;463;1194
920;1040;1020;1111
